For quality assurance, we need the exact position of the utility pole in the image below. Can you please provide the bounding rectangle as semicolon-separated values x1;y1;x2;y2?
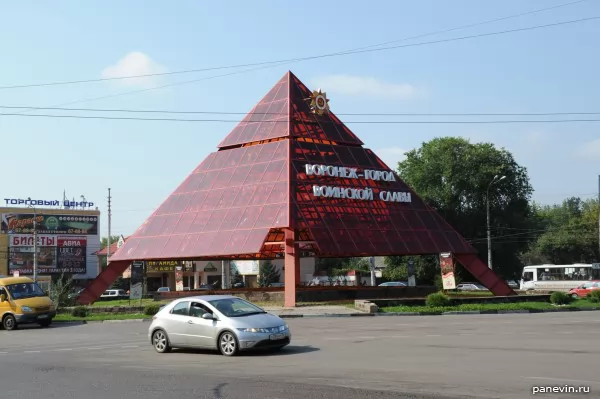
27;198;38;282
107;188;112;263
33;208;37;283
370;257;376;286
597;174;599;261
486;175;506;270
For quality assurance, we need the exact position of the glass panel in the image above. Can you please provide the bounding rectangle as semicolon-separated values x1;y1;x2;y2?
237;207;261;229
210;231;233;255
266;181;287;204
261;159;286;183
254;205;280;228
347;147;374;168
219;208;244;231
175;172;205;194
200;190;224;211
203;210;228;232
187;211;211;233
271;140;288;161
232;185;257;207
240;229;270;254
172;212;196;235
176;234;200;257
208;150;231;170
334;145;358;166
228;165;252;188
250;184;274;206
271;204;288;227
224;230;251;254
243;163;268;185
185;191;208;213
211;167;235;189
141;216;168;237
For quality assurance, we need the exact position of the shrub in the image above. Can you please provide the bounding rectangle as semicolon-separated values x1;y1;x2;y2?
71;306;89;318
586;290;600;303
550;291;573;305
144;304;161;316
426;292;451;307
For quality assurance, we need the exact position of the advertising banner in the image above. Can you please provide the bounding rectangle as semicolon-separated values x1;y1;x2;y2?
56;236;87;274
1;213;98;235
231;260;259;275
7;235;86;275
175;266;184;291
440;252;456;290
146;260;192;273
130;261;145;300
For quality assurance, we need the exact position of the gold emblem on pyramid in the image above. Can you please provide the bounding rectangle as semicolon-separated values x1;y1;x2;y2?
309;89;330;115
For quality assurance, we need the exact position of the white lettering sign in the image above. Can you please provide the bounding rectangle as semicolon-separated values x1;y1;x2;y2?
9;234;57;247
304;163;411;203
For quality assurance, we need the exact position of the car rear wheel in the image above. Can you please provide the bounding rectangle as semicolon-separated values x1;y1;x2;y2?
152;329;171;353
3;314;17;331
218;331;238;356
571;293;579;299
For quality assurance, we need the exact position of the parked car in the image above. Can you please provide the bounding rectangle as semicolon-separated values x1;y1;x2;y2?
568;280;600;298
148;295;291;356
99;289;128;300
455;283;488;291
378;281;407;287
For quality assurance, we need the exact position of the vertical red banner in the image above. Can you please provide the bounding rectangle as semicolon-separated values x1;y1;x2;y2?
440;252;456;290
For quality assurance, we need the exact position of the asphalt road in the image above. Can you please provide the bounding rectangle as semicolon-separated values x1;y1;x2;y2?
0;312;599;399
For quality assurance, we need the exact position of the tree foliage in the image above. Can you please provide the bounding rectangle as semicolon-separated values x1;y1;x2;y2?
394;137;535;279
258;260;280;287
520;197;599;264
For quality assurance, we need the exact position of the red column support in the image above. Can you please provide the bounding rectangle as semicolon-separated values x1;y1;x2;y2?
284;228;299;307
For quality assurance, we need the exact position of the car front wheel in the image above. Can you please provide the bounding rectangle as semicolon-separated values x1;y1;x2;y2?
3;314;17;331
218;331;239;356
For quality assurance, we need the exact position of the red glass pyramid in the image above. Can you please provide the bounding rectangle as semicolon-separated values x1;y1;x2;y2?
78;71;514;304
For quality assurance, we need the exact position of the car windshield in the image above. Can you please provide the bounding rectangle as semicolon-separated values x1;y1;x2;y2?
5;282;46;300
209;298;266;317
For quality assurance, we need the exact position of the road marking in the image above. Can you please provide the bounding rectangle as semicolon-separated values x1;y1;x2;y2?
525;377;600;385
0;352;7;354
86;347;103;350
23;350;40;353
459;333;474;336
120;345;139;349
558;332;574;334
426;335;441;337
51;348;73;352
356;336;376;340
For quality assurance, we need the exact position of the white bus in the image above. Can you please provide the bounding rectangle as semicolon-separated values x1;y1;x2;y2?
520;263;600;291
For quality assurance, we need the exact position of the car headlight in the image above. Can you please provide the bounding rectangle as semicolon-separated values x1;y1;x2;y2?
21;306;32;313
238;325;289;333
238;327;269;333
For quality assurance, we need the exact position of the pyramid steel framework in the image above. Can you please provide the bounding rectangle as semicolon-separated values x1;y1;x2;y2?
77;71;515;306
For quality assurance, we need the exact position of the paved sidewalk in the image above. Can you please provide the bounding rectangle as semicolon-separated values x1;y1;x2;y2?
262;305;365;317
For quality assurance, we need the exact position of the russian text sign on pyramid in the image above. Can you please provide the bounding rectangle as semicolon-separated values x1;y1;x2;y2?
76;70;515;307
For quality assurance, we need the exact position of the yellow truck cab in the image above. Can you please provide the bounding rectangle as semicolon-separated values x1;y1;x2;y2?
0;276;56;330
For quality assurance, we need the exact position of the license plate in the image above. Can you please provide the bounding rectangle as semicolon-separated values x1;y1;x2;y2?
269;333;285;340
38;315;48;319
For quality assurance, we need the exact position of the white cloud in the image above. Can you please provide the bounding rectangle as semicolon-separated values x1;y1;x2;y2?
101;51;167;88
578;138;600;158
374;146;408;169
310;74;425;100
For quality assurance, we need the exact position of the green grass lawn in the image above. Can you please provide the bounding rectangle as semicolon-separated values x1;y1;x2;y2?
380;299;600;314
55;312;148;322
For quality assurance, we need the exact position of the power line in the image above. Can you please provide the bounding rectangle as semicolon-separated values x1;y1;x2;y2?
0;8;594;91
4;104;600;117
4;112;600;124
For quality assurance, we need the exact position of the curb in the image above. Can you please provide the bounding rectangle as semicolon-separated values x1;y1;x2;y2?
51;307;600;323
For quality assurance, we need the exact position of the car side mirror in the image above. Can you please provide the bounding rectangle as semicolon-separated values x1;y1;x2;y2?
201;313;215;320
0;294;6;302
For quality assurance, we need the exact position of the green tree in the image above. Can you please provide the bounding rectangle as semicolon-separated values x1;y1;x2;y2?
521;197;599;264
397;137;535;280
383;255;440;284
258;260;280;287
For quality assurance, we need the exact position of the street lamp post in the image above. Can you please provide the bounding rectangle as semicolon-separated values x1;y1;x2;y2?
27;198;38;282
486;175;506;270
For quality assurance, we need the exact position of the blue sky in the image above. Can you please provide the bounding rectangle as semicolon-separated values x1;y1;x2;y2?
1;0;599;237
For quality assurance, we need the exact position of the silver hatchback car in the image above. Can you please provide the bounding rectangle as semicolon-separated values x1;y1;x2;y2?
148;295;291;356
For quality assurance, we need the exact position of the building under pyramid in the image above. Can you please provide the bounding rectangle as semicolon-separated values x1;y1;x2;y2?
77;71;515;307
